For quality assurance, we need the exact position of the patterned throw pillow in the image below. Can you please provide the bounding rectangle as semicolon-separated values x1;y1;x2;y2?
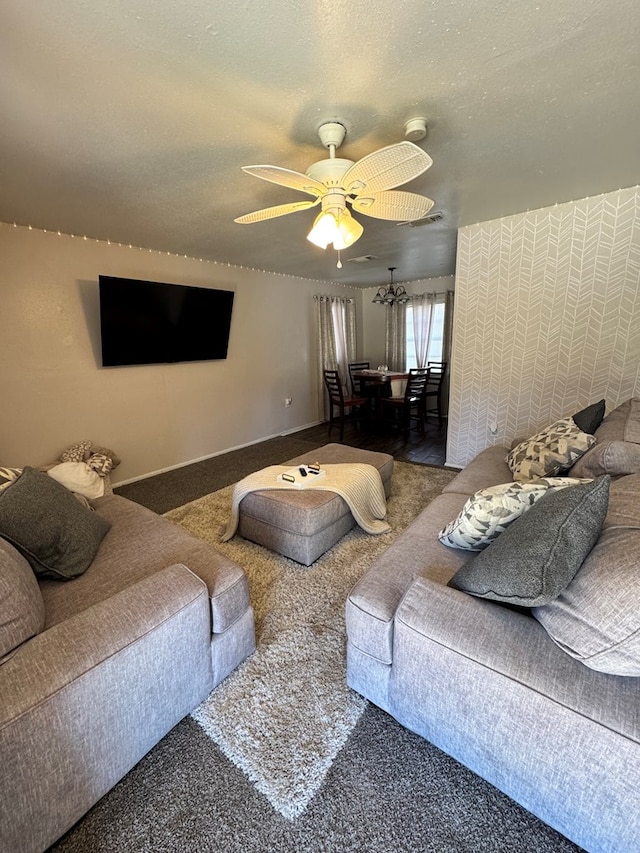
507;417;596;482
60;439;93;463
438;478;589;551
0;467;23;493
87;453;114;477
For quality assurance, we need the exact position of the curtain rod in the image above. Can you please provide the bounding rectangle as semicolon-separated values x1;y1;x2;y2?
413;289;454;298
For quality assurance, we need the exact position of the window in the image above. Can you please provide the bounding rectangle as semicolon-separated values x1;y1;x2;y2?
405;301;445;370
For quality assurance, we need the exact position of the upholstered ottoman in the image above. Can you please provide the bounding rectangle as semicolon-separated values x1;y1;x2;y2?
237;443;394;565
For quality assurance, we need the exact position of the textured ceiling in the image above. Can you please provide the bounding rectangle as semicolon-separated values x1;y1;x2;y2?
1;1;639;287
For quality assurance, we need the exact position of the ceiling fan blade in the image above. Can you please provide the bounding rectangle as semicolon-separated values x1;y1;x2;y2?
241;165;326;197
342;141;433;196
234;198;320;224
351;190;435;222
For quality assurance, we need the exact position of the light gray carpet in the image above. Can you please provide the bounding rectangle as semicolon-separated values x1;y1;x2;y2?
51;460;583;853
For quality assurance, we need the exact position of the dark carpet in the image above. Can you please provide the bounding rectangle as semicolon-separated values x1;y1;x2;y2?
50;432;582;853
51;708;580;853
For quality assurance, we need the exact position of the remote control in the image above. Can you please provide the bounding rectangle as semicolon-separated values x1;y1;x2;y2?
299;467;308;477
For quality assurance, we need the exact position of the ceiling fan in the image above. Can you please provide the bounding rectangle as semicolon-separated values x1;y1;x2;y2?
234;121;435;266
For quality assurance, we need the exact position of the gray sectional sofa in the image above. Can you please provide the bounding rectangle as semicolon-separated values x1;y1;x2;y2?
346;399;640;853
0;484;255;853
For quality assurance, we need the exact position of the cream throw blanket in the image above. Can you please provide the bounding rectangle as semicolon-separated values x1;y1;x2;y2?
222;463;390;541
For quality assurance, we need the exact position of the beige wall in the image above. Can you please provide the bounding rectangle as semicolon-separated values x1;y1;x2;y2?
448;186;640;467
361;275;455;366
0;224;361;483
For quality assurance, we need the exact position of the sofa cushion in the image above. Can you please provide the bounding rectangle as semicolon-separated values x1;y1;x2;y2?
507;417;595;481
572;399;606;434
438;477;589;552
447;476;610;607
532;473;640;675
0;467;111;580
441;445;512;496
0;538;45;661
568;439;640;479
595;397;640;444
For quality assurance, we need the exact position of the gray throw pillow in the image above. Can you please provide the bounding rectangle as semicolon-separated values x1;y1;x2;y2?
0;466;111;580
572;399;606;434
447;476;610;607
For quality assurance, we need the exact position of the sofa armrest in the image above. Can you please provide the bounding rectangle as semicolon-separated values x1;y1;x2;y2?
395;573;613;696
1;563;210;722
0;564;213;853
346;492;471;664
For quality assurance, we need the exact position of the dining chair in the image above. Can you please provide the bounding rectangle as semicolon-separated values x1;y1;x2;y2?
381;368;430;440
424;361;448;427
323;369;369;442
348;361;370;396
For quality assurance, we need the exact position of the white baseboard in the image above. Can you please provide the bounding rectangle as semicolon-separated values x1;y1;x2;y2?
114;421;323;487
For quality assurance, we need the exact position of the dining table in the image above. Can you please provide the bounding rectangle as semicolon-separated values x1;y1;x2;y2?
352;369;409;421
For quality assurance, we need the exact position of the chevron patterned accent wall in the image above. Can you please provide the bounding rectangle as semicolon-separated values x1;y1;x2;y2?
447;186;640;467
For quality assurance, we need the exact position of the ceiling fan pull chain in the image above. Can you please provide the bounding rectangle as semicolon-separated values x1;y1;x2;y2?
336;249;342;269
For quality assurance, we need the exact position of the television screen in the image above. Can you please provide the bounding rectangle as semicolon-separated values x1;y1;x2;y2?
98;276;234;366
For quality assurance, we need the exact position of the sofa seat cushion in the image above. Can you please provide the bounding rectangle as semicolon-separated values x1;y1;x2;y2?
441;445;512;496
39;494;249;635
533;473;640;675
0;539;45;661
448;476;610;607
507;418;595;482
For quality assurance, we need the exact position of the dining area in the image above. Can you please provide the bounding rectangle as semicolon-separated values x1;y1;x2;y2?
322;360;447;446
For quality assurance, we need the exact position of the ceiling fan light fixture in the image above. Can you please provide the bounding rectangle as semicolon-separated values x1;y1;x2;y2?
307;208;363;251
307;211;337;249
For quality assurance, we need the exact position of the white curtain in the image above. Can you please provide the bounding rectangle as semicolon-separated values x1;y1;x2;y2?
384;302;407;372
411;292;436;368
314;295;357;418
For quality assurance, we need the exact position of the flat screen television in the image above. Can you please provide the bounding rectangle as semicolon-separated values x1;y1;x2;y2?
98;276;234;366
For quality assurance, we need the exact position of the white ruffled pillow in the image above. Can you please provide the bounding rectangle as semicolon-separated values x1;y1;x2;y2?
47;461;105;499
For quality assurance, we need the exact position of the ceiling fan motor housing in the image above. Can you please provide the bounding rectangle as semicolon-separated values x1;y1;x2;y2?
306;158;354;187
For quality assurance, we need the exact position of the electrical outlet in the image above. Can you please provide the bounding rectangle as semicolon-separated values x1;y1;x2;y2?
284;397;292;407
489;422;498;435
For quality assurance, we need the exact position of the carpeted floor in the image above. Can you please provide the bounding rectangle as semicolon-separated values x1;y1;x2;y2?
164;461;454;821
49;443;583;853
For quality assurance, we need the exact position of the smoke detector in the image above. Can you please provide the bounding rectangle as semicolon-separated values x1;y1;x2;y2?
404;117;428;142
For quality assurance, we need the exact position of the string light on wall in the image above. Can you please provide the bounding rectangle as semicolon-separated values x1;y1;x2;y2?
372;267;411;305
4;221;356;286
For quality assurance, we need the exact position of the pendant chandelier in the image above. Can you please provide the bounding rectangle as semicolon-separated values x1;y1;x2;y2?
372;267;411;305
